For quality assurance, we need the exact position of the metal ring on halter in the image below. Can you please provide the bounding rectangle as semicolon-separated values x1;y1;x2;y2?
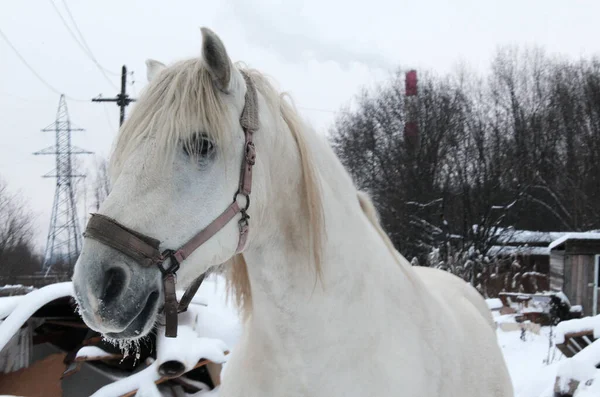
157;249;181;276
233;191;251;211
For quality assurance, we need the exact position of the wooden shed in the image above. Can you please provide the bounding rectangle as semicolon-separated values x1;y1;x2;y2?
550;233;600;316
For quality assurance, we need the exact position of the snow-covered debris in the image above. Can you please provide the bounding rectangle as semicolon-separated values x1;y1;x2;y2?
0;284;35;296
486;298;503;311
0;276;238;395
0;295;25;319
0;282;73;352
554;338;600;396
89;275;236;396
91;314;229;397
556;314;600;344
76;346;117;360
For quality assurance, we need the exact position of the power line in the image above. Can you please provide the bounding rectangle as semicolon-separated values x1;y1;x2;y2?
61;0;119;77
102;102;117;132
0;27;87;102
129;70;137;97
0;91;49;103
48;0;118;90
298;106;339;114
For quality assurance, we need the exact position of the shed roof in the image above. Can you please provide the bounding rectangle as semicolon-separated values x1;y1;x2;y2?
549;233;600;250
487;245;550;257
494;229;566;246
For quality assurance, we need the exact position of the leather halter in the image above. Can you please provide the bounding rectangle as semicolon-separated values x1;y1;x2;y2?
83;71;259;338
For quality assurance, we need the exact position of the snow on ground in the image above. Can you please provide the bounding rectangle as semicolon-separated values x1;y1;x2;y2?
493;307;600;397
497;325;561;397
2;280;600;396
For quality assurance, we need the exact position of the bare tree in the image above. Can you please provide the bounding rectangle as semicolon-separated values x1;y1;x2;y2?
329;46;600;289
92;157;111;211
0;178;41;280
0;180;32;257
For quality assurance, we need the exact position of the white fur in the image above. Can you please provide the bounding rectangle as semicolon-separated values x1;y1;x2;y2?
72;28;513;396
219;127;513;397
145;59;166;82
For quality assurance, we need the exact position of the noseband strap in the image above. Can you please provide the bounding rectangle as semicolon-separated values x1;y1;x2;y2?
83;71;259;338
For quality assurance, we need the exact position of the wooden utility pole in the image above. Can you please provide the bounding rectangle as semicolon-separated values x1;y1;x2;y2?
92;65;136;126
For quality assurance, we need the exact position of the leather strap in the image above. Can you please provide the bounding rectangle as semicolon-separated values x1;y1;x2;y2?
163;273;178;337
173;201;242;264
238;72;258;197
84;213;163;267
178;273;206;313
82;70;259;338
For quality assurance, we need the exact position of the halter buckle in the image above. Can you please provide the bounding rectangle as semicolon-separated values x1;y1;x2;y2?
157;249;181;276
239;210;250;228
245;141;256;165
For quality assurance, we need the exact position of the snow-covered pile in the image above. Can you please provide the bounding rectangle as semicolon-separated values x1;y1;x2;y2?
550;315;600;396
0;282;73;351
555;314;600;344
553;344;600;397
91;275;241;396
0;276;240;397
486;298;503;311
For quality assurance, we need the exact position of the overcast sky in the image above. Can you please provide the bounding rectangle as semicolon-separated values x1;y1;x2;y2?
1;0;599;248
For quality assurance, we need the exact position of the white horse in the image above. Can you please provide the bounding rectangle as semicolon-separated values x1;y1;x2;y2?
72;27;513;396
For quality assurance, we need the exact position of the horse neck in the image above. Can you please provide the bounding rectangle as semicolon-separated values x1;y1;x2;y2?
242;119;422;354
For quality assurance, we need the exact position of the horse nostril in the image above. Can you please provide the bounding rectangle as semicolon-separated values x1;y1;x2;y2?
101;267;127;305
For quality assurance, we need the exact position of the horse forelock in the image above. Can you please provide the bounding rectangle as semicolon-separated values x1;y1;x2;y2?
108;58;234;181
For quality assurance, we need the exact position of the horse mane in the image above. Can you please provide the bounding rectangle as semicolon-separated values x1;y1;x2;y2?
108;58;324;321
357;191;421;286
225;66;325;321
357;191;399;263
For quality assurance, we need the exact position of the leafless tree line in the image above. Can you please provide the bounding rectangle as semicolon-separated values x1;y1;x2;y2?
0;178;42;280
330;46;600;269
0;154;111;282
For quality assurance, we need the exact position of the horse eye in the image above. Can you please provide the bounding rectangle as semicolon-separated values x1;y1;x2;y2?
183;134;215;158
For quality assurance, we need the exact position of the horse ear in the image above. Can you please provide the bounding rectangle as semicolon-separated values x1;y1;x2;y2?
145;59;166;82
200;27;232;92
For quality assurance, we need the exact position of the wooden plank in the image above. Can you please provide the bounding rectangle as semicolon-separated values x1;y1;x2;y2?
575;258;583;306
561;330;596;339
584;255;594;316
555;330;597;358
550;252;564;291
556;342;575;358
564;255;573;301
